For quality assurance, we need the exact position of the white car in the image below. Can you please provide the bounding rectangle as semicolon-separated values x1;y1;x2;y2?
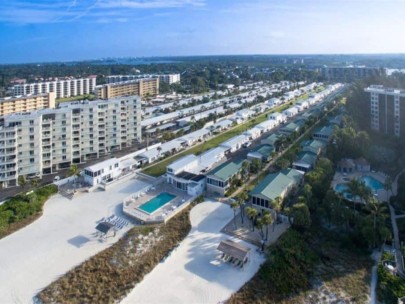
53;176;61;182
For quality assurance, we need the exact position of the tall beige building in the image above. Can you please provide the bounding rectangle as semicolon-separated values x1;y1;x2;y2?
0;92;56;116
0;96;142;188
95;78;159;99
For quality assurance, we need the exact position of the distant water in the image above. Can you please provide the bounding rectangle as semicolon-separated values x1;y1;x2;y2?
90;58;178;65
386;68;405;75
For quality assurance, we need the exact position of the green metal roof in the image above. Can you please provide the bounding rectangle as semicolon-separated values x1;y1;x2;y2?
250;169;299;201
301;139;326;149
281;122;300;132
207;159;244;181
314;125;334;136
281;168;304;183
262;133;281;145
252;144;274;157
296;152;317;166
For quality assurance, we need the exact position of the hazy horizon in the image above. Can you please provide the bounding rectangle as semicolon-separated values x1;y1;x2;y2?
1;0;405;64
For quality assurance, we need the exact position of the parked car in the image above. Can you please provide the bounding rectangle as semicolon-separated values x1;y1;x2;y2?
242;141;252;148
53;176;61;182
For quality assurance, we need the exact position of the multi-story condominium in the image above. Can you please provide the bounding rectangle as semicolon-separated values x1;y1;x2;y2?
10;76;97;99
0;92;56;116
106;74;180;85
0;96;141;188
95;78;159;99
365;85;405;137
321;66;385;81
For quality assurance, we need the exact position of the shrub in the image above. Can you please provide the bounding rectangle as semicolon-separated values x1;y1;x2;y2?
0;184;58;237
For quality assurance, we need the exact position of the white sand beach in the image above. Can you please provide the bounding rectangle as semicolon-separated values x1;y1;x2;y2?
121;201;265;304
0;178;150;304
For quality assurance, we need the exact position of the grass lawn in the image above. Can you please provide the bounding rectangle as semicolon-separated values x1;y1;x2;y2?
142;102;293;177
56;94;95;104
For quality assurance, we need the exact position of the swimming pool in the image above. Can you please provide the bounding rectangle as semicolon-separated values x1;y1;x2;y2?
360;176;384;191
138;192;176;214
335;183;353;200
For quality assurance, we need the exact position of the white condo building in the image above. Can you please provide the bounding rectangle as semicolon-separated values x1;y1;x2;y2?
0;96;141;188
10;76;97;99
106;74;181;85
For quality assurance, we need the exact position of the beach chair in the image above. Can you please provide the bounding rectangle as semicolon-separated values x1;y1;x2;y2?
229;257;234;263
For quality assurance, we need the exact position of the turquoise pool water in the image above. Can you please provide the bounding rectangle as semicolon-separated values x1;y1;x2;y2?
335;175;384;200
335;183;353;200
360;176;384;191
138;192;176;214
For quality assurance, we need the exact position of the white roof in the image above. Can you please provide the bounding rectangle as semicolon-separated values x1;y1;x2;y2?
245;127;262;135
167;154;198;172
212;119;233;129
85;158;119;172
220;134;249;148
120;157;138;169
269;112;285;118
284;107;298;113
256;120;276;130
142;112;179;127
139;140;183;160
178;128;211;142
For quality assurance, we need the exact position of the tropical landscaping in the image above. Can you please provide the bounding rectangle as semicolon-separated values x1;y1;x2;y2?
0;184;58;239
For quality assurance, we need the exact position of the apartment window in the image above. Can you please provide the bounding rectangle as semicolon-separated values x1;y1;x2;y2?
30;143;35;148
30;158;34;163
62;149;66;153
29;120;34;125
29;127;34;132
62;156;67;160
29;135;34;140
30;150;34;156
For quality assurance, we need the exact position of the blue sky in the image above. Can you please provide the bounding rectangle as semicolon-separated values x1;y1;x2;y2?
1;0;405;64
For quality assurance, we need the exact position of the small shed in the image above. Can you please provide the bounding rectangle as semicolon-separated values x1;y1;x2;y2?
217;239;251;265
95;222;116;236
337;158;356;173
355;157;371;172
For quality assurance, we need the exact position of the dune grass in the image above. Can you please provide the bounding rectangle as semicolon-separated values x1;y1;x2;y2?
36;202;194;304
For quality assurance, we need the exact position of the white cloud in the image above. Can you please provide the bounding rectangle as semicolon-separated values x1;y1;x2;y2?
0;0;205;24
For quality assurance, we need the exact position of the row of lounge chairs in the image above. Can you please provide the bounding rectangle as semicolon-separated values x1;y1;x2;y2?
98;215;129;230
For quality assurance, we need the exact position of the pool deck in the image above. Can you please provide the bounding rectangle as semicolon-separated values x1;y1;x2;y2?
331;170;388;202
123;183;193;223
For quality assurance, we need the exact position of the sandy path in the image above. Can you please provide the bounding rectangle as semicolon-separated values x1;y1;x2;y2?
122;201;265;304
0;178;149;304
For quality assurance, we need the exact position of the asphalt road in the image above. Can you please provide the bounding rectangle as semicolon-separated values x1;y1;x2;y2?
0;140;158;202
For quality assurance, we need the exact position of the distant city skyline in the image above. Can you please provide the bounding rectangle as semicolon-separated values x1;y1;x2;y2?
1;0;405;64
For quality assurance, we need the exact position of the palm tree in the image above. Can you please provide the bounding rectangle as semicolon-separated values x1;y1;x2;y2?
157;146;162;158
31;177;39;189
245;207;258;232
18;175;27;189
270;196;283;231
346;179;363;211
262;211;274;240
230;201;239;229
241;160;250;180
238;191;248;224
255;217;265;240
364;199;388;248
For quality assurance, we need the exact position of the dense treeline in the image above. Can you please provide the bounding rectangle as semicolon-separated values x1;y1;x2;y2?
0;184;58;237
0;60;320;95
